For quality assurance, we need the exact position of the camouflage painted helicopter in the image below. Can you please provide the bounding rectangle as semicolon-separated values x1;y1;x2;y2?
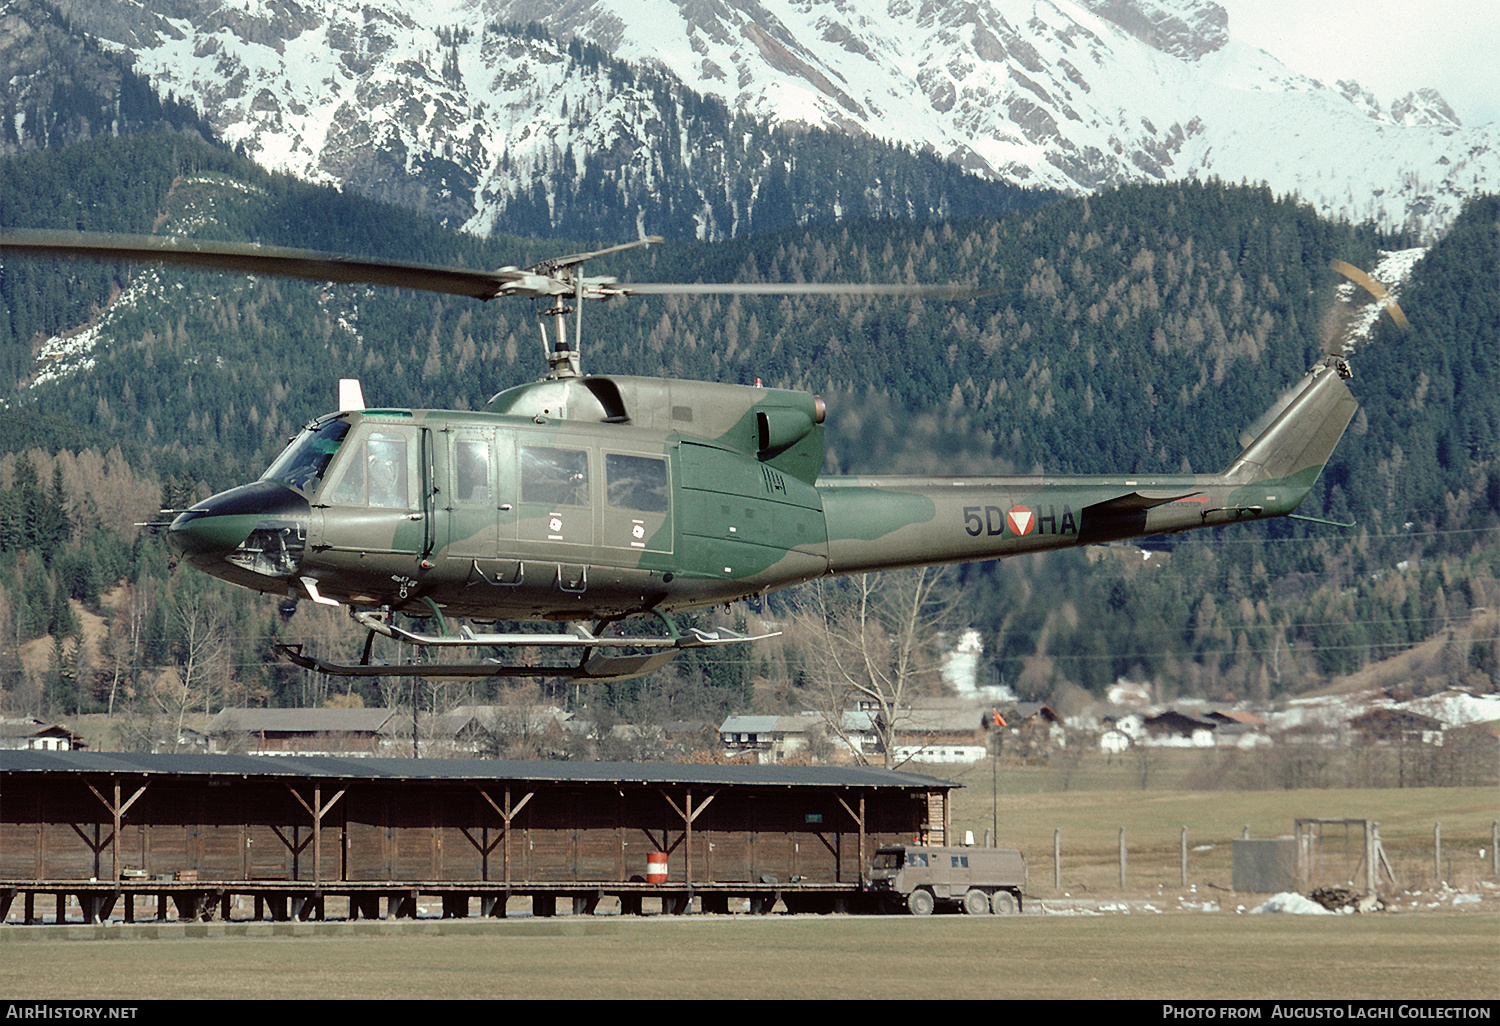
0;230;1370;682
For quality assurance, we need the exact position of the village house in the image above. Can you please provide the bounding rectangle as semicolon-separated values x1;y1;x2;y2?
993;702;1063;759
382;704;585;759
1204;708;1270;748
884;701;990;764
719;714;831;763
719;714;780;758
0;716;85;752
1091;707;1144;752
1142;709;1219;747
1349;707;1446;746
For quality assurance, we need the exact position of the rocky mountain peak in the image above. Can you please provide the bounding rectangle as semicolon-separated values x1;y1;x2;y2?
1390;88;1462;129
1077;0;1228;61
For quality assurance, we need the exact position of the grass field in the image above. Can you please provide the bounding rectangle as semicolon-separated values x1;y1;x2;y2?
941;754;1499;895
1;912;1494;1000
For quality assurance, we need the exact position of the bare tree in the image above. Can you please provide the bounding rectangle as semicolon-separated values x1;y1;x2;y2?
100;583;151;716
792;568;958;768
480;682;578;760
150;591;230;750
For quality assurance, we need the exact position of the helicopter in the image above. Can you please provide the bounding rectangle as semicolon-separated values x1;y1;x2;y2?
0;229;1370;682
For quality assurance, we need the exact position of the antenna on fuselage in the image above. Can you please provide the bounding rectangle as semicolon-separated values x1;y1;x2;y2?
338;379;367;412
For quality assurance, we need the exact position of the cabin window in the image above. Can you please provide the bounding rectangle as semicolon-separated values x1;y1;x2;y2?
453;438;491;503
261;417;350;494
520;446;589;506
605;453;668;513
327;429;417;508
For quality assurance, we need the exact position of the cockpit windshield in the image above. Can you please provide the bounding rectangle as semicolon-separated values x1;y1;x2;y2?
261;417;350;495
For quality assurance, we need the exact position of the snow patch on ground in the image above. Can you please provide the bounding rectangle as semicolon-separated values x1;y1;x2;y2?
1251;892;1335;914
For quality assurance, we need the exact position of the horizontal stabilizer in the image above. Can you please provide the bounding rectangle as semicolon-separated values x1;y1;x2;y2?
1084;490;1203;516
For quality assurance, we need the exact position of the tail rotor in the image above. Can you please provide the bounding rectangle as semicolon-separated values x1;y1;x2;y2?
1238;257;1410;448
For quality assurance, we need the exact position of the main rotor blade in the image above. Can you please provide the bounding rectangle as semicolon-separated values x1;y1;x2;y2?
0;230;516;300
614;282;994;299
532;236;663;271
0;230;993;302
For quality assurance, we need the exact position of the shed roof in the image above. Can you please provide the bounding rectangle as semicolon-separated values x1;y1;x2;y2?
1008;702;1060;723
719;715;783;734
1145;710;1218;731
890;709;987;733
1205;709;1267;727
0;751;957;791
0;717;80;740
205;708;399;734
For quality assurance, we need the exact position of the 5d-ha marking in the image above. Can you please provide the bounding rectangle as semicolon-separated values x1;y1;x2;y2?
963;504;1078;537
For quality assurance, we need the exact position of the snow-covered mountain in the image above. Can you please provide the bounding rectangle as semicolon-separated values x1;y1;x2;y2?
490;0;1494;232
41;0;1500;237
28;0;1040;240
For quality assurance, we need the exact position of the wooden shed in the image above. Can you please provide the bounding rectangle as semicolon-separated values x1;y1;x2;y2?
0;751;955;922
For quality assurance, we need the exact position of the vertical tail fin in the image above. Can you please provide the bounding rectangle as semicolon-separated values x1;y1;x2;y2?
1223;357;1359;489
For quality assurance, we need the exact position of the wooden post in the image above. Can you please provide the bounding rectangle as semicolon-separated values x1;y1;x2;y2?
836;793;868;886
476;785;532;889
284;783;345;886
1434;821;1442;883
1053;828;1061;890
859;795;866;883
1180;825;1188;887
113;780;122;883
658;789;715;886
314;784;321;884
85;778;147;886
1118;827;1126;887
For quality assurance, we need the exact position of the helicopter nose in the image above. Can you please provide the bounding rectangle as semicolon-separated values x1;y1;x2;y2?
168;507;248;558
168;481;311;578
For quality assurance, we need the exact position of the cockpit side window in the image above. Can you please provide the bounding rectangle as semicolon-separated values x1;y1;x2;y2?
260;418;350;495
326;427;419;508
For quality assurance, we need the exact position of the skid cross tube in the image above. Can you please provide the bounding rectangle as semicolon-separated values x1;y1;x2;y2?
274;609;779;680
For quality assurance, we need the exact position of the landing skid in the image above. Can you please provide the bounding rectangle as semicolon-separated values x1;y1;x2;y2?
275;609;779;682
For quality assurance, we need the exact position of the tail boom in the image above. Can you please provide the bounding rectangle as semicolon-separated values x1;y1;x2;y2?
817;359;1358;576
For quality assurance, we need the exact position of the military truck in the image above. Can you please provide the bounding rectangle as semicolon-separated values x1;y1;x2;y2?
867;844;1026;915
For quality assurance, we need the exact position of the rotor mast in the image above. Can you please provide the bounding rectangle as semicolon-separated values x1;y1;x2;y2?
532;236;662;379
539;291;581;378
